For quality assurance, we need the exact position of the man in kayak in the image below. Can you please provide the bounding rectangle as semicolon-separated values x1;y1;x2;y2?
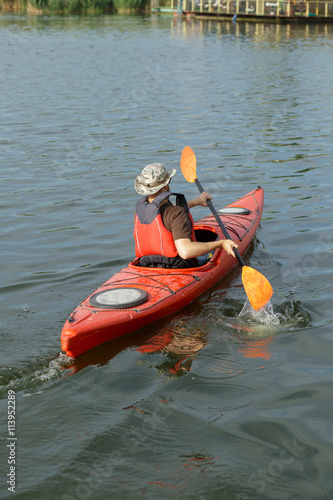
134;163;238;268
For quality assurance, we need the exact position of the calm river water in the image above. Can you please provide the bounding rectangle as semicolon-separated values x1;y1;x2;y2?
0;12;333;499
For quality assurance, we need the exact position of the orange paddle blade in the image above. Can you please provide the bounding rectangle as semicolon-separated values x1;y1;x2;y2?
180;146;197;183
242;266;273;311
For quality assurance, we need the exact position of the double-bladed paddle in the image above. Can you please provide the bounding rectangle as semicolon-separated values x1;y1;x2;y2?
180;146;273;311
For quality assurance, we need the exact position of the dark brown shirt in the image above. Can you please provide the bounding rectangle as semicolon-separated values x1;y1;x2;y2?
160;200;192;241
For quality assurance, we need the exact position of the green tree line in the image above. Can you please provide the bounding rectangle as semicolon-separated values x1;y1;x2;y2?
1;0;150;13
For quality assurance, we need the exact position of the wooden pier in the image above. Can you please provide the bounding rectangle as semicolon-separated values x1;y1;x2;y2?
152;0;333;20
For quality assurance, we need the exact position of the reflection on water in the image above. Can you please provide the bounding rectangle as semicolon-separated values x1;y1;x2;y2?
169;16;333;42
138;317;208;376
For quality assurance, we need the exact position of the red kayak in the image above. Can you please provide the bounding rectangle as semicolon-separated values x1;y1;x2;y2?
61;186;264;358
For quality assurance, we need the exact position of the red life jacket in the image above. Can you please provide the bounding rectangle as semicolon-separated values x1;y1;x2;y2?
134;192;196;265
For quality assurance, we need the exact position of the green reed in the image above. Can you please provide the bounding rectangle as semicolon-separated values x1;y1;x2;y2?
1;0;150;13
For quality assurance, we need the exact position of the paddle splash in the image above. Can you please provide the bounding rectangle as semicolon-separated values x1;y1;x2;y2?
239;299;281;326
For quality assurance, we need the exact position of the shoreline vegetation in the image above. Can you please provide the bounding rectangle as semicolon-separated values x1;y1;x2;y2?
0;0;152;14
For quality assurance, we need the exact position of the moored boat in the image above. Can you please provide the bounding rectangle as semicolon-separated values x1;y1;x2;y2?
61;186;264;358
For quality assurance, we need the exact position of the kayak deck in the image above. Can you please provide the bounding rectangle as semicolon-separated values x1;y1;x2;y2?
61;187;264;358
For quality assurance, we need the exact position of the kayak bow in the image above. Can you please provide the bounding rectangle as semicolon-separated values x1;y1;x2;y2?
61;187;265;358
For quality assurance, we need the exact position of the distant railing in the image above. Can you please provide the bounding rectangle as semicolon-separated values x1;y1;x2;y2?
175;0;333;17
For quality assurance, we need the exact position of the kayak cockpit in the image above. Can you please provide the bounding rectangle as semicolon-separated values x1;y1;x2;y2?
194;227;219;242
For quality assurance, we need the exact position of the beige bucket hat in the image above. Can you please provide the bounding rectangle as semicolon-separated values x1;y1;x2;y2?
135;163;177;196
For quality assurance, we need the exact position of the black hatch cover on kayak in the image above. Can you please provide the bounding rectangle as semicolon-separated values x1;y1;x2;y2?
89;288;148;309
218;207;250;215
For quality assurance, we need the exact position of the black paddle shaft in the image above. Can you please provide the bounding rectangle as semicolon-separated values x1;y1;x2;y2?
194;178;245;267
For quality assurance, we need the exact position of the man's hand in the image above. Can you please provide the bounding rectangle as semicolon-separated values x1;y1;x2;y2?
221;239;238;258
196;191;212;207
188;191;212;209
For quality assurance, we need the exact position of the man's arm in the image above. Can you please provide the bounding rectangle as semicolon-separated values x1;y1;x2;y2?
175;237;238;261
173;191;238;259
